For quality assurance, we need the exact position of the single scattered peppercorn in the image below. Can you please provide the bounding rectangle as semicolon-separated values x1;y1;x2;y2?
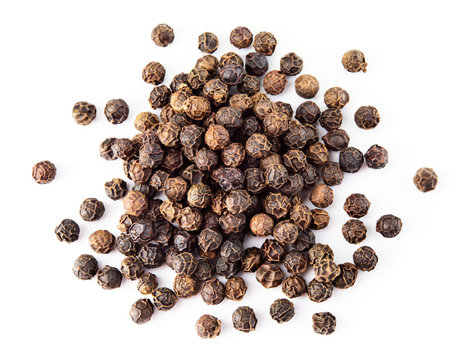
312;312;336;335
142;61;166;85
104;99;129;124
342;49;367;73
104;178;127;200
270;299;295;324
308;279;333;303
295;75;320;99
344;193;371;218
32;160;56;184
332;263;358;289
152;287;178;310
99;138;117;160
253;31;276;55
354;105;380;129
232;306;257;333
245;52;269;76
97;265;122;290
282;275;307;298
339;146;364;173
280;52;303;76
353;246;378;271
72;101;96;125
324;87;349;108
89;230;115;254
196;314;221;338
230;26;253;48
342;219;367;244
129;298;154;325
151;23;174;47
73;254;98;280
79;198;105;221
413;167;438;192
376;214;402;238
365;144;389;169
149;85;171;109
198;32;218;53
55;219;80;243
263;70;287;95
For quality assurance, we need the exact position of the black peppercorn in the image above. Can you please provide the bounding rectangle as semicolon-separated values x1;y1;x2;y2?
32;160;56;184
139;244;165;268
121;256;144;280
353;246;378;271
354;105;380;129
263;70;287;95
55;219;80;243
225;277;247;301
104;99;129;124
332;263;358;289
256;263;283;288
270;299;295;324
339;146;364;173
104;178;127;200
230;26;253;48
173;252;198;276
307;279;333;303
245;52;269;76
142;61;166;85
216;257;241;279
196;314;222;338
312;312;336;335
195;259;215;281
280;52;303;76
173;274;199;298
153;287;178;310
342;49;367;72
365;144;389;169
324;87;349;108
319;108;343;131
253;31;276;55
295;75;320;99
342;219;367;244
282;275;307;298
137;273;158;295
376;214;402;238
97;265;122;290
99;138;117;160
323;129;350;151
344;193;371;218
73;254;98;280
321;161;343;186
129;299;154;324
232;306;257;333
89;230;115;254
200;278;225;305
413;167;438;192
79;198;105;221
198;32;218;53
151;23;174;47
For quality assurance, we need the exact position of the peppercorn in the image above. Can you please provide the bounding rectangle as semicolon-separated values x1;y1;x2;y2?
253;31;276;55
260;239;285;263
280;52;303;76
99;138;117;160
72;101;96;125
194;259;215;281
104;99;129;124
55;219;80;243
97;265;122;290
112;138;136;160
265;164;288;189
151;23;174;47
323;129;350;151
237;75;260;96
296;101;321;124
354;105;380;129
342;49;367;72
172;252;197;277
142;61;166;85
79;198;105;221
249;213;273;237
219;64;245;86
171;87;192;113
201;278;225;305
89;230;115;254
284;119;318;148
293;228;316;252
324;87;349;108
273;221;299;245
339;146;364;173
270;298;295;324
344;193;371;218
121;256;144;280
204;124;230;151
319;108;343;131
307;142;329;167
295;75;320;99
170;72;188;92
413;167;438;192
73;254;98;280
308;243;334;267
173;231;196;253
307;279;333;303
162;148;184;172
217;167;245;192
196;55;218;75
203;79;228;106
129;298;154;325
314;259;341;282
216;257;241;278
284;250;308;275
264;192;291;219
188;67;211;90
312;312;336;335
139;244;164;268
232;306;257;333
123;190;147;217
153;287;178;310
178;207;203;232
363;145;388;170
281;275;306;298
173;274;199;298
32;160;56;184
137;273;158;295
332;263;358;289
283;149;308;172
215;106;243;130
195;148;218;172
228;26;252;48
224;277;246;301
219;213;246;234
241;247;262;272
310;184;334;209
253;99;277;119
245;52;269;76
198;32;218;53
104;178;127;200
148;85;171;109
219;52;244;68
376;214;402;238
139;143;164;169
263;70;287;95
353;246;378;271
196;314;221;339
117;214;138;234
310;209;330;230
256;263;283;288
321;161;343;186
342;219;367;244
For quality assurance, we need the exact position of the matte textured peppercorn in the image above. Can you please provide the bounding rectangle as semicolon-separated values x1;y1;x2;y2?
312;312;336;335
307;279;333;303
99;138;117;160
89;230;115;254
105;99;129;124
230;26;253;48
365;144;388;169
339;146;364;173
130;299;154;324
173;274;199;298
137;273;158;295
284;250;308;274
332;263;358;289
142;61;166;85
282;275;307;298
310;184;334;208
245;52;269;76
263;70;287;95
376;214;402;238
324;87;349;108
413;167;438;192
280;52;303;76
201;278;225;305
32;160;56;184
344;193;371;218
353;246;378;271
121;256;144;280
196;314;221;338
55;219;80;243
256;263;283;288
295;75;320;99
225;277;247;301
97;265;122;290
73;254;98;280
152;287;178;310
307;142;329;167
232;306;257;333
310;209;330;230
253;31;277;55
308;243;334;268
220;64;245;86
342;49;367;73
79;198;105;221
104;178;127;200
323;129;350;151
198;32;218;53
151;23;174;47
321;161;343;186
149;85;171;109
216;257;241;279
72;101;96;125
342;219;367;244
264;192;291;219
270;298;295;324
354;105;380;129
242;247;262;272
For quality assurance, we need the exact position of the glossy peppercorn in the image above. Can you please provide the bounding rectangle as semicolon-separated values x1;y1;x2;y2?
323;129;350;151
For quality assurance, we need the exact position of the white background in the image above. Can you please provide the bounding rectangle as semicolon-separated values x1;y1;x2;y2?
1;0;467;359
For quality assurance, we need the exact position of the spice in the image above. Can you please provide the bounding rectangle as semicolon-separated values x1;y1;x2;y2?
270;299;295;324
55;219;80;243
232;306;257;333
137;273;158;295
323;129;350;151
344;193;371;218
263;70;287;95
32;160;56;184
312;312;336;335
230;26;253;48
332;263;358;289
152;287;178;310
307;279;333;303
365;144;388;169
173;274;199;298
225;277;247;301
253;31;277;55
99;138;117;160
104;99;129;124
282;275;307;298
413;167;438;192
198;32;218;53
97;265;122;290
104;178;127;200
308;243;334;268
256;263;283;288
310;209;330;230
353;246;378;271
123;191;147;217
310;184;334;208
151;24;174;47
129;299;154;324
376;214;402;238
339;146;364;173
241;247;262;272
245;52;269;76
142;61;166;85
280;52;303;76
73;254;98;280
342;219;367;244
89;230;115;254
296;101;321;124
79;198;105;221
295;75;320;99
354;105;380;129
72;101;96;125
324;87;349;108
201;278;225;305
319;108;343;131
284;250;308;275
121;256;144;280
321;161;343;186
342;49;367;73
196;314;221;338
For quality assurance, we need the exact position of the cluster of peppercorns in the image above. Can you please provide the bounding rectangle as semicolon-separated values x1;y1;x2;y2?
36;23;440;339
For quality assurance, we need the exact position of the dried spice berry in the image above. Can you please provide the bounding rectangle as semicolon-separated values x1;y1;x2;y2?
195;259;215;281
280;52;303;76
270;299;295;324
216;257;241;279
178;207;204;232
284;250;308;275
226;190;251;215
219;213;246;234
321;161;343;186
237;75;260;95
265;164;288;189
413;167;438;192
220;240;243;263
312;312;336;335
198;32;218;53
72;101;96;125
97;265;122;290
319;108;343;131
73;254;98;280
121;256;144;280
173;252;198;276
256;263;283;288
342;219;367;244
186;183;211;209
324;87;349;108
282;275;307;298
245;52;269;76
344;193;371;218
162;148;184;172
173;274;199;298
187;67;211;90
280;174;304;196
263;70;287;95
284;119;317;149
307;279;333;303
203;79;229;106
230;26;253;48
310;184;334;208
171;88;192;113
55;219;80;243
332;263;358;289
253;31;276;55
142;61;166;85
117;214;138;234
339;146;364;173
104;99;129;124
217;167;245;192
220;51;244;67
129;299;154;325
353;246;378;271
196;314;221;338
160;199;181;223
307;142;329;167
225;277;247;301
104;178;127;200
201;278;225;305
308;243;334;268
296;101;321;124
263;112;288;137
261;239;286;263
314;259;341;283
89;230;115;254
129;220;155;245
260;152;283;170
376;214;402;238
205;124;230;151
196;55;219;75
173;230;197;252
283;149;308;172
264;192;291;219
195;148;218;172
151;23;174;47
232;306;257;333
137;273;158;295
365;144;388;169
310;209;330;230
242;247;262;272
354;105;380;129
293;228;316;252
273;221;299;245
198;228;223;254
250;213;274;237
149;85;171;109
112;138;136;160
295;75;320;99
254;99;277;120
139;244;165;268
219;64;245;86
342;49;367;73
33;160;57;184
323;129;350;151
164;177;188;202
221;143;245;167
123;190;147;217
99;138;117;160
153;287;178;311
215;106;243;130
79;198;105;221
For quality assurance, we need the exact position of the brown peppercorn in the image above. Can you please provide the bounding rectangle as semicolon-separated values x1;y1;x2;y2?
242;247;262;272
96;266;122;290
99;138;117;160
159;199;181;223
354;105;380;129
284;250;308;275
273;221;299;245
321;161;343;186
196;314;221;339
162;148;184;172
282;275;307;298
203;79;229;106
198;228;222;254
72;101;96;125
295;75;320;99
264;192;291;219
185;183;211;209
121;256;144;280
204;124;230;151
332;263;358;289
173;252;198;277
376;214;402;238
307;279;333;303
284;119;317;149
280;174;304;196
219;213;246;234
55;219;80;243
127;160;152;184
342;49;367;73
215;106;243;130
238;75;261;95
230;26;253;48
253;99;277;119
226;190;251;215
198;32;218;53
314;259;341;282
174;230;196;252
116;214;138;235
244;168;266;193
195;148;218;172
339;147;364;173
89;230;115;254
221;143;245;167
134;112;158;132
163;177;188;202
157;121;180;147
307;142;329;167
280;52;303;76
177;207;203;232
353;246;378;271
183;96;211;120
324;87;350;108
137;273;158;295
196;55;219;75
195;259;215;281
290;203;312;230
220;51;244;67
216;257;241;279
245;133;271;159
323;129;350;151
250;213;274;237
219;64;245;86
230;94;253;112
153;287;178;311
79;198;105;221
308;243;334;268
142;61;166;85
173;274;199;298
151;23;174;47
344;193;371;218
293;228;316;252
129;299;154;325
171;87;192;113
217;167;245;192
283;149;308;172
245;52;269;76
363;144;389;171
253;31;277;55
263;112;288;138
73;254;98;280
104;99;129;124
123;191;148;217
319;108;343;131
342;219;367;244
225;277;247;301
201;278;225;305
256;263;283;288
32;161;56;184
112;138;136;160
313;312;336;335
413;167;438;192
129;219;156;245
187;67;211;90
265;164;288;189
270;298;295;324
296;101;321;124
149;85;171;110
310;184;334;208
310;209;330;230
261;239;286;263
263;70;287;95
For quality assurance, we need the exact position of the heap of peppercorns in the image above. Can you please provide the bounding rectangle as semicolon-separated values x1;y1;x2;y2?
34;24;439;338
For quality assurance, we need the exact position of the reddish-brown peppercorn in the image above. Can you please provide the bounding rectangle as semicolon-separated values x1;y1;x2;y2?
253;31;277;55
280;52;303;76
344;193;371;218
310;184;334;208
324;87;349;108
332;263;358;289
263;70;287;95
310;209;330;230
295;75;320;99
353;246;378;271
32;161;56;184
230;26;253;48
